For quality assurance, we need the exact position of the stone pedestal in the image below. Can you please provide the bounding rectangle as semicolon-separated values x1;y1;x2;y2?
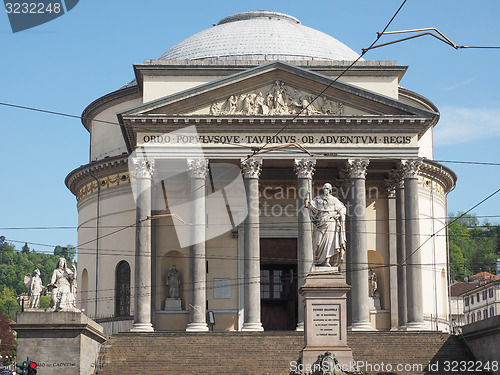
11;311;106;375
300;268;354;369
165;298;182;311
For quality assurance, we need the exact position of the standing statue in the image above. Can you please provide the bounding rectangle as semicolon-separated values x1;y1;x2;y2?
24;269;45;308
49;257;77;311
306;183;347;267
166;265;181;299
369;268;379;298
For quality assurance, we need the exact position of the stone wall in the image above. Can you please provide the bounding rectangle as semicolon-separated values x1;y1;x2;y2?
462;315;500;375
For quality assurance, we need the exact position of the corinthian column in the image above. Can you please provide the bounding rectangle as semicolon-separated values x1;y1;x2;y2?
186;158;209;332
385;170;399;330
347;158;373;330
241;158;264;331
401;159;425;330
395;169;407;328
130;157;155;332
294;158;316;331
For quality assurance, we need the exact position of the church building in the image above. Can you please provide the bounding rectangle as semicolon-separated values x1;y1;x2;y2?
65;10;456;333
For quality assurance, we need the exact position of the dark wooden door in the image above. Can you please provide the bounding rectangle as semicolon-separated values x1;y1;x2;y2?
260;238;297;331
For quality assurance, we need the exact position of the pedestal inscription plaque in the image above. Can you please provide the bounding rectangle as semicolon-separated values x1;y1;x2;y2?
300;268;354;369
312;303;341;340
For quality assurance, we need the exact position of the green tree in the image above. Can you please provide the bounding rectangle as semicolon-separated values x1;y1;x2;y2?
54;244;76;261
40;295;50;309
448;212;499;280
21;243;30;254
0;288;20;321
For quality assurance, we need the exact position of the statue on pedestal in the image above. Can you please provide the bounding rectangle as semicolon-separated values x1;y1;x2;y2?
306;183;347;268
48;257;78;311
166;265;181;299
24;269;45;309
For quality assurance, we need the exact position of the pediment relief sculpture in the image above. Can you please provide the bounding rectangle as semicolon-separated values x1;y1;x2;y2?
209;80;344;116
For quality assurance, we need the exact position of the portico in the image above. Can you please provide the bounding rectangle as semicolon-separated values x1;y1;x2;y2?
66;11;456;334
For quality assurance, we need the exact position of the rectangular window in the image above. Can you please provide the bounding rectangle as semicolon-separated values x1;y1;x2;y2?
465;297;469;306
490;307;495;317
483;290;487;300
477;311;481;320
471;295;474;304
477;292;480;302
484;309;488;319
489;288;494;298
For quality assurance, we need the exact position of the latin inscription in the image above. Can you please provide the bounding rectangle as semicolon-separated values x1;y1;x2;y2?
138;132;416;147
312;303;340;338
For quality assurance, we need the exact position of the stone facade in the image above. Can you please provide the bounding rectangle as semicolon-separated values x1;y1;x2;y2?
65;11;456;333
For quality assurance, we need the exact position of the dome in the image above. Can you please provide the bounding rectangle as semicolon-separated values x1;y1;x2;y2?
159;10;362;62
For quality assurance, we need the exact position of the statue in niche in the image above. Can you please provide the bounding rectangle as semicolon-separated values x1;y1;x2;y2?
166;265;181;299
24;269;45;309
48;257;78;311
306;183;347;268
368;268;380;298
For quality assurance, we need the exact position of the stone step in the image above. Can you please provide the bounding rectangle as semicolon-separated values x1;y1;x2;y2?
95;331;491;375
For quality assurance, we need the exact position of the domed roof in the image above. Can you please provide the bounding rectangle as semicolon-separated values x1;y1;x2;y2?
159;10;362;62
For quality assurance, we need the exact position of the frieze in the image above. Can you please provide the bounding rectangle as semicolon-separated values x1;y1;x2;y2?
208;80;344;116
78;172;130;201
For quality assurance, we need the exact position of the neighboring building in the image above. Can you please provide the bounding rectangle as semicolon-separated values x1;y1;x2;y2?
470;271;500;283
449;281;479;332
463;278;500;325
65;10;456;333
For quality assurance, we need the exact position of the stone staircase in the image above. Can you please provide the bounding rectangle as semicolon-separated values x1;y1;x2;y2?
94;331;490;375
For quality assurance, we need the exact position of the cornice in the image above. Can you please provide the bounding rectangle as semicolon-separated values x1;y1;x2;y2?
81;85;140;132
420;159;457;194
65;155;129;197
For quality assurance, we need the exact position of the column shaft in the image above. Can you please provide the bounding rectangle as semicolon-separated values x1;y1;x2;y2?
242;158;263;331
186;158;209;332
294;158;316;331
387;189;399;330
403;159;425;329
396;179;407;328
131;157;154;332
348;159;373;330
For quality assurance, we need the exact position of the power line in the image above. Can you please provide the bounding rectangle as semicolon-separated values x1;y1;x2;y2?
403;186;500;264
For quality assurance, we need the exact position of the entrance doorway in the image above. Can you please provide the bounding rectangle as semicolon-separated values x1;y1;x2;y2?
260;238;297;330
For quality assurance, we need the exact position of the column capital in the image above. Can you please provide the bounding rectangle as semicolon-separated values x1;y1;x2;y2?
187;158;208;179
241;158;262;179
385;168;404;197
401;159;423;179
294;158;316;179
132;157;155;179
347;159;370;179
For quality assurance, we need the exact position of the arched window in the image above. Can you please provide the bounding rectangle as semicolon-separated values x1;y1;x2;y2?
115;261;131;317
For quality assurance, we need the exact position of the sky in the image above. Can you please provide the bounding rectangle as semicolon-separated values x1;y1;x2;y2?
0;0;499;255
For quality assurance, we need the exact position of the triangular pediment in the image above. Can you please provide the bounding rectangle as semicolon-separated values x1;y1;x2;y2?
118;61;438;119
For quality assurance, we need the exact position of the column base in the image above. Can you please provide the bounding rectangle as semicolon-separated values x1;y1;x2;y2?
186;322;209;332
296;322;304;332
241;322;264;331
130;322;154;332
350;321;375;331
406;321;426;331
